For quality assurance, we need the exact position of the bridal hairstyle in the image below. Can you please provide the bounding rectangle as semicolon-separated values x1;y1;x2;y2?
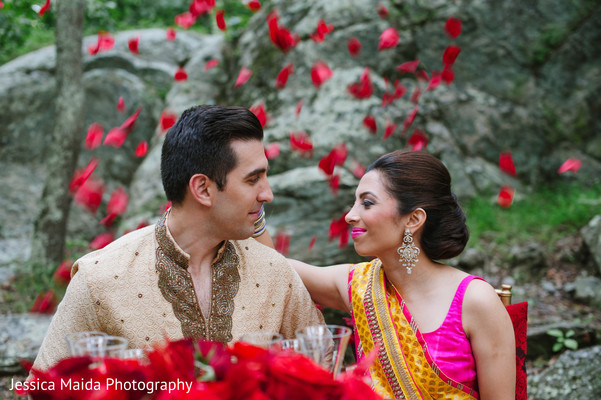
366;150;469;260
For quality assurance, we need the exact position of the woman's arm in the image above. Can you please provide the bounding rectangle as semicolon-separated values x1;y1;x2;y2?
463;280;516;400
287;259;352;313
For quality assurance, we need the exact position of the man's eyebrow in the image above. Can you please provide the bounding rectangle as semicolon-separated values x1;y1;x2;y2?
244;167;269;179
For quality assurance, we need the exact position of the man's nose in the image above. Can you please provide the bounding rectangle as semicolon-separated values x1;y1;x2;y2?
258;179;274;203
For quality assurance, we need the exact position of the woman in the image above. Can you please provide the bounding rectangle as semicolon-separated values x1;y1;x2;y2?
287;151;515;400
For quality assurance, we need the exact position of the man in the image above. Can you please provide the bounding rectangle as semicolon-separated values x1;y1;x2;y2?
33;105;324;370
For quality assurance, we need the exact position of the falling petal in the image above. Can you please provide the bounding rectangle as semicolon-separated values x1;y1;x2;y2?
383;120;397;140
410;86;422;104
426;70;442;91
135;141;148;157
499;151;517;177
295;99;303;119
159;201;172;215
159;110;178;132
107;186;129;218
396;60;420;74
378;27;400;51
350;159;366;178
363;115;377;135
416;70;429;82
347;67;373;99
267;10;300;54
311;61;333;89
289;131;313;157
329;212;349;248
216;9;227;31
74;175;105;214
120;107;142;134
69;158;99;193
329;174;340;196
89;232;115;250
558;158;582;173
249;102;268;127
53;260;73;286
205;59;219;71
310;19;334;43
189;0;215;16
308;235;316;251
274;231;291;256
116;96;125;112
247;0;261;12
235;66;253;87
445;17;462;39
84;123;104;150
408;129;428;151
38;0;51;17
319;144;347;176
264;143;280;160
347;37;362;57
30;290;56;314
174;66;188;81
98;31;115;51
497;185;515;209
377;3;389;19
175;11;196;29
402;107;418;136
103;127;128;148
166;27;177;41
443;44;461;67
128;35;140;55
275;63;294;89
441;66;455;85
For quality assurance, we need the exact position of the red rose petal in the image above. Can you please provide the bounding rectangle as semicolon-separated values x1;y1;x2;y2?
445;17;462;39
308;235;316;251
499;151;517;177
347;37;362;57
205;59;219;71
85;123;104;150
275;63;294;89
216;9;226;31
247;0;261;12
267;10;300;54
363;115;377;135
443;44;461;67
38;0;51;17
558;158;582;174
383;120;397;140
235;66;253;87
378;27;399;51
74;175;105;214
166;27;177;41
264;143;280;160
497;185;515;209
160;110;178;132
295;99;303;119
174;66;188;81
396;60;420;74
135;141;148;157
289;131;313;157
311;61;333;89
69;158;99;193
116;96;125;112
175;11;196;29
347;67;373;99
249;102;268;127
30;290;56;314
408;129;428;151
128;35;140;55
377;3;389;19
89;232;115;250
53;260;73;285
274;231;291;256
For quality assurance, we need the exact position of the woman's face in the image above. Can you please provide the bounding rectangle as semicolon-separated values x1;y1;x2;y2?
345;170;405;258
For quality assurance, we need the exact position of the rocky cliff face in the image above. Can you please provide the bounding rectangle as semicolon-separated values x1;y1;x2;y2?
0;0;599;266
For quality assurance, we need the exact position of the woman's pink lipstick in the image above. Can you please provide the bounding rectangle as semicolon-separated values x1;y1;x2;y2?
351;228;366;239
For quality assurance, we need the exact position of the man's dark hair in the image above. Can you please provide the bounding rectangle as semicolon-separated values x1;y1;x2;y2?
161;105;264;205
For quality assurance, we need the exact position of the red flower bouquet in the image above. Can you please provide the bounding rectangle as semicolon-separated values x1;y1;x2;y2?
23;338;383;400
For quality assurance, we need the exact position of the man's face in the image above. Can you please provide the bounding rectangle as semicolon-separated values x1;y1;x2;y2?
211;139;273;240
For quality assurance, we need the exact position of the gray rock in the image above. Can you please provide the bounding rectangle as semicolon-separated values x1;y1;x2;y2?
582;215;601;274
571;275;601;310
0;314;52;374
528;345;601;399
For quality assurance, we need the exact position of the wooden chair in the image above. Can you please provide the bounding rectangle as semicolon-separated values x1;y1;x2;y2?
496;284;528;400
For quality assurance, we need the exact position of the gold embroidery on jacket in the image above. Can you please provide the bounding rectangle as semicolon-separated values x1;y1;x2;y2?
155;212;240;343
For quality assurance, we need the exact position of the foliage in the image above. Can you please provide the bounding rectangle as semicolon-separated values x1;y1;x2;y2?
0;0;255;65
465;181;601;248
546;328;578;352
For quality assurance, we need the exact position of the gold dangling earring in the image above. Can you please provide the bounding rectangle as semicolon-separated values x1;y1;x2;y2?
397;228;420;274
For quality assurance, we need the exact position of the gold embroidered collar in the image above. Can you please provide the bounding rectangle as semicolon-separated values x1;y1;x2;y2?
154;210;240;343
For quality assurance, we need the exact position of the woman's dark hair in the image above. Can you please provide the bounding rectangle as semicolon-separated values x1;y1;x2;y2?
161;105;263;205
366;150;469;260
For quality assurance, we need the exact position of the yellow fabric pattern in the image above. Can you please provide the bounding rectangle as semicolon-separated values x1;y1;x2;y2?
351;260;479;400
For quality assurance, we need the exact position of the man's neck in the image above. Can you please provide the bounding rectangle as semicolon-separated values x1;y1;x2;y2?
166;207;223;274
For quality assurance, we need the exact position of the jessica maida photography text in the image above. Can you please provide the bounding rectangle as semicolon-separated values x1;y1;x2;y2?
10;377;194;395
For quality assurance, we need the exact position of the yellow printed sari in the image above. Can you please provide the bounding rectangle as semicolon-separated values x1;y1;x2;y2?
349;259;479;400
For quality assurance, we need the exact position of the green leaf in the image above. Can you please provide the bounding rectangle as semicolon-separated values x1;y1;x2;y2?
564;339;578;350
565;330;575;338
552;342;563;352
546;329;563;337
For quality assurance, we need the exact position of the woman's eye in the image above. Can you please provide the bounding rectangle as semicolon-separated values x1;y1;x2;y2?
362;200;374;207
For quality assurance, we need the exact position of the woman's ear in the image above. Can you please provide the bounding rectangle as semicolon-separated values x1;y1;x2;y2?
188;173;213;206
406;208;427;231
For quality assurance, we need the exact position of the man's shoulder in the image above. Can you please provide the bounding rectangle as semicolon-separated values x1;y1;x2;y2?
74;224;156;274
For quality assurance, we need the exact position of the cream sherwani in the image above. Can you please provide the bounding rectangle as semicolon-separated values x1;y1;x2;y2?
33;212;324;371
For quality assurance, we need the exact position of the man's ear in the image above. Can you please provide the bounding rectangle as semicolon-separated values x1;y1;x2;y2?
406;208;427;231
188;174;214;206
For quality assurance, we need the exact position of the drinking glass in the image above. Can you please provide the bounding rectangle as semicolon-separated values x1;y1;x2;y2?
239;331;283;350
65;331;108;356
295;324;352;377
72;335;129;357
280;338;303;353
